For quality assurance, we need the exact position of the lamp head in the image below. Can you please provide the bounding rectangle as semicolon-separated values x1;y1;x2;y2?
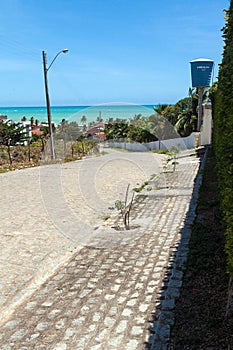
62;49;69;53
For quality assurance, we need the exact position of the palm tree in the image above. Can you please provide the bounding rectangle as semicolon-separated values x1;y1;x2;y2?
81;115;87;125
175;111;197;137
153;104;169;116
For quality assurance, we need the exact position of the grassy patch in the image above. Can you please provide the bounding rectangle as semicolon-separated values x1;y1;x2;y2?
151;149;170;154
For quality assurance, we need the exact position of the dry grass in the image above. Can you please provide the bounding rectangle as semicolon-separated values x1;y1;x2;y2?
0;145;42;172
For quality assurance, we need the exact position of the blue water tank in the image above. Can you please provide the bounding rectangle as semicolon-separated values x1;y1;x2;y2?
190;58;214;87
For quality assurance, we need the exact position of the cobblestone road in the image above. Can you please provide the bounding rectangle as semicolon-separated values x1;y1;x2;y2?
0;148;203;349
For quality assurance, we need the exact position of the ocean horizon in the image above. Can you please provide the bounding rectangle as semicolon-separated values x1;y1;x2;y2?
0;104;157;125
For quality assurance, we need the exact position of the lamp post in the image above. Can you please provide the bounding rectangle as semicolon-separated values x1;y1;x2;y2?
42;49;69;159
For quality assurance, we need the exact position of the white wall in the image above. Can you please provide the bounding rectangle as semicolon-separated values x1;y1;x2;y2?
106;133;197;152
200;103;212;145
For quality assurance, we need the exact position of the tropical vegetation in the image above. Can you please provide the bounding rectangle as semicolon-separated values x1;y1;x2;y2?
104;120;158;143
104;91;202;142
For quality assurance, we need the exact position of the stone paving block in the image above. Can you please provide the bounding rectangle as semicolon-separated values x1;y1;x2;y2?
52;343;67;350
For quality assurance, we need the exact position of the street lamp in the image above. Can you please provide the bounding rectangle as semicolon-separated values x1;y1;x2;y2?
42;49;69;159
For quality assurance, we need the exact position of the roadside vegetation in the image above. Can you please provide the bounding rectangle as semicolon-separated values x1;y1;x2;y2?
212;2;233;317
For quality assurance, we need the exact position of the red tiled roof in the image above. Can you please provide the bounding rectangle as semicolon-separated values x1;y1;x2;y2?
32;127;43;135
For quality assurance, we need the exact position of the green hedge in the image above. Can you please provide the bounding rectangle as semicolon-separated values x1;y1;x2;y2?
213;3;233;275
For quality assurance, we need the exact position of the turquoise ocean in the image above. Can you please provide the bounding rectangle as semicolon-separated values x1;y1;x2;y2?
0;104;156;125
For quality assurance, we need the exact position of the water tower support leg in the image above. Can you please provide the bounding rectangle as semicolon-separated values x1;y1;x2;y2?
197;87;204;131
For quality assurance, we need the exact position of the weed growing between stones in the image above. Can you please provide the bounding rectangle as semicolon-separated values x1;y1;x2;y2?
115;184;135;230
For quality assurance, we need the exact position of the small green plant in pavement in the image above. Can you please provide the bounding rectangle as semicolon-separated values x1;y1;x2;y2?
115;184;135;230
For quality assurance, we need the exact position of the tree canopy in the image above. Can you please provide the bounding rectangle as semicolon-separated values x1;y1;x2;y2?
56;120;82;142
104;121;157;143
154;94;199;137
0;120;27;146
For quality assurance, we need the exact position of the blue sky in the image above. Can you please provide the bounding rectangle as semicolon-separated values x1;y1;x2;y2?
0;0;229;106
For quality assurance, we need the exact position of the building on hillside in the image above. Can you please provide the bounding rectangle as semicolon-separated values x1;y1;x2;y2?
85;122;107;141
31;125;43;136
19;121;32;145
40;121;57;128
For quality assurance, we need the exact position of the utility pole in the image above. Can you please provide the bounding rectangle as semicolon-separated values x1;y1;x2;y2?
42;50;55;160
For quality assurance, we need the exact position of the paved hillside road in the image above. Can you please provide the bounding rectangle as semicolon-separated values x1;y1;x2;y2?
0;147;203;349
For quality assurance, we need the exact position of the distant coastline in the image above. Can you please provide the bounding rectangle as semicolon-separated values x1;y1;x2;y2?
0;104;156;125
